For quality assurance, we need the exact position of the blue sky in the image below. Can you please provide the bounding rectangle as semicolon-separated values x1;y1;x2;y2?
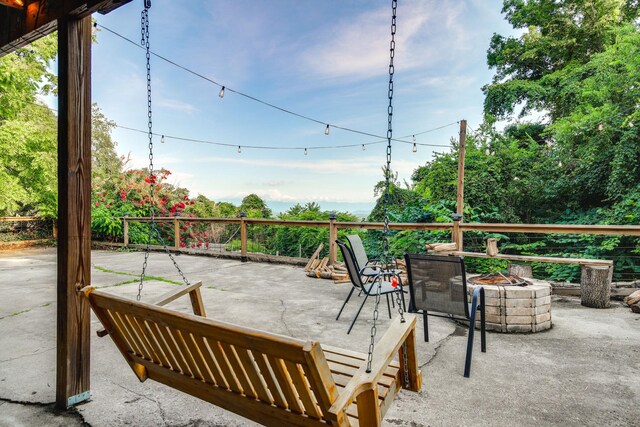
82;0;513;212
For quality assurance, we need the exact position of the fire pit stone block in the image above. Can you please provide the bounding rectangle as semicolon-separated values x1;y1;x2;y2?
467;276;553;333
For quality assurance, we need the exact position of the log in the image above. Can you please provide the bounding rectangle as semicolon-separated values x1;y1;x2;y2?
486;238;498;257
624;290;640;306
425;242;456;252
319;271;333;279
581;265;612;308
631;303;640;314
304;244;324;271
508;264;533;278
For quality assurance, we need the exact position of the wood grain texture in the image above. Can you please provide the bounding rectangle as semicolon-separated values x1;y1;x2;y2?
56;15;92;409
455;119;467;250
84;288;422;426
0;0;132;57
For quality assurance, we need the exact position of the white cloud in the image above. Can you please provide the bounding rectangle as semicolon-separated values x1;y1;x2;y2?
156;98;198;113
298;0;468;80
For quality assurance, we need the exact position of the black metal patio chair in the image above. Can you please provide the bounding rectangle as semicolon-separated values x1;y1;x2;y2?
404;253;486;377
336;240;407;334
345;234;401;280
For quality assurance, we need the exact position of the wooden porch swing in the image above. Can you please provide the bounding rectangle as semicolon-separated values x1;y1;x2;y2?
84;282;421;426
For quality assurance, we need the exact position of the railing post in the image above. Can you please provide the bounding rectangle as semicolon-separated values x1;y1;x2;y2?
329;213;338;265
123;216;129;246
456;119;467;251
452;213;462;250
173;215;180;249
240;212;248;262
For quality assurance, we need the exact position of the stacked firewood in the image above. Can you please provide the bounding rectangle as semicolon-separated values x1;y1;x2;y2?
303;244;350;283
624;290;640;313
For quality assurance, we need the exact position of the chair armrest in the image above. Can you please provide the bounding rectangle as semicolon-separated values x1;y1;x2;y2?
327;314;420;419
96;281;205;337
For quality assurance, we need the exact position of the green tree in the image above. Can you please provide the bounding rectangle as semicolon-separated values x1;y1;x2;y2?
92;103;122;186
484;0;639;119
0;35;58;217
239;194;272;218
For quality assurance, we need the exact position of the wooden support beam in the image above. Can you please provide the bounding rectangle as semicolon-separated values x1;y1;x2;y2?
56;14;92;409
328;215;338;265
454;119;467;250
0;0;132;57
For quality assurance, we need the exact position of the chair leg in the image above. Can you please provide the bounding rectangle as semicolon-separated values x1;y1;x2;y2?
423;312;429;342
480;289;486;353
336;287;355;321
386;294;392;318
464;287;484;378
347;292;370;334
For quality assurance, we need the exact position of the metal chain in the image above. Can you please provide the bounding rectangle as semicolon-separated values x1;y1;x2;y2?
138;2;152;301
137;1;190;301
366;0;397;374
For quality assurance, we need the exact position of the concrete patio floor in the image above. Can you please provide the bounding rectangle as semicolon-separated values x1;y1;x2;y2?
0;247;639;427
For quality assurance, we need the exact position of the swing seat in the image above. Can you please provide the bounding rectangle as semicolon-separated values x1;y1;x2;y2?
83;285;422;427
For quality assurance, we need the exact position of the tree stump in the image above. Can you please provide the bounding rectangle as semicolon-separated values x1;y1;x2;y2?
581;265;612;308
508;264;533;278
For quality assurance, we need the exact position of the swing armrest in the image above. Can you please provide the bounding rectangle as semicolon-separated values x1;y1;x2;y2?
327;314;421;422
96;281;205;337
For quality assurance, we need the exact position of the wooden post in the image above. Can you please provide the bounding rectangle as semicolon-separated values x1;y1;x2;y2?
486;238;498;257
399;327;422;392
173;216;180;249
581;265;612;308
328;213;337;265
240;212;248;262
455;119;467;250
356;388;381;426
56;15;92;409
123;217;129;246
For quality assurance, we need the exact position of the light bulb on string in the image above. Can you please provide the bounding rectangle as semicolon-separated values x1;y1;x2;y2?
412;142;417;153
362;144;365;151
161;135;165;144
412;135;416;142
304;148;308;156
237;145;241;154
325;124;330;135
219;86;225;98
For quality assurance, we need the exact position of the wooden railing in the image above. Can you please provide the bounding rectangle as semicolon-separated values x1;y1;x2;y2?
120;216;640;267
0;216;56;247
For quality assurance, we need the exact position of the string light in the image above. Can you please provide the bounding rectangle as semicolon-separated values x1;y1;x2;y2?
237;145;241;153
304;148;308;156
161;134;165;143
412;135;416;142
218;86;225;98
412;142;417;153
20;100;456;152
96;23;459;145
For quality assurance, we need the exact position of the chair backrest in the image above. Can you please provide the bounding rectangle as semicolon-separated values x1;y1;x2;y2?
345;235;369;269
404;253;469;318
85;288;340;426
337;240;365;290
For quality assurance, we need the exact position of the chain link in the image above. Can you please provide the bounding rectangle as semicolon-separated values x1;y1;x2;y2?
137;1;191;302
367;0;397;374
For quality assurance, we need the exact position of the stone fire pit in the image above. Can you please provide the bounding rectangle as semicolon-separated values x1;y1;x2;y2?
466;273;552;333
